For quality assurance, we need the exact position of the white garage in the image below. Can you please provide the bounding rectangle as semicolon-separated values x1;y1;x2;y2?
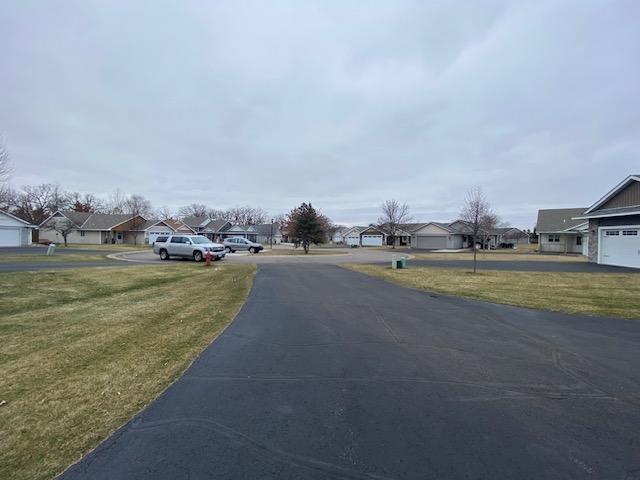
599;227;640;268
361;234;383;246
359;227;384;247
345;234;360;246
0;210;35;246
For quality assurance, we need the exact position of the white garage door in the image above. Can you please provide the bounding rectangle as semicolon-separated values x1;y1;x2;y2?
416;236;447;249
148;231;170;244
361;235;383;246
600;228;640;268
0;227;21;246
346;235;360;246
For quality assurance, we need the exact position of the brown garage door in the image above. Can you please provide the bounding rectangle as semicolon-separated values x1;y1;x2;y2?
415;235;447;249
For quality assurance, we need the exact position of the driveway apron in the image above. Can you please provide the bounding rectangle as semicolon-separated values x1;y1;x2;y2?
61;264;640;480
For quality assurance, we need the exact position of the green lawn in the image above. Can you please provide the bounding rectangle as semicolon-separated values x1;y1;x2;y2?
0;264;256;480
344;264;640;319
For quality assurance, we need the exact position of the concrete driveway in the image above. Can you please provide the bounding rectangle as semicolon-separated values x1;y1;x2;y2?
61;264;640;479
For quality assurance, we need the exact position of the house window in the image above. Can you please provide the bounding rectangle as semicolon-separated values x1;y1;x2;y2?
548;234;560;242
80;231;85;237
605;230;620;236
576;236;582;246
622;230;638;236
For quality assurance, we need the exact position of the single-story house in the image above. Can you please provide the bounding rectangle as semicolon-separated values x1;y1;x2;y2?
182;216;231;241
359;226;385;246
143;219;196;245
535;208;588;255
40;211;151;245
0;209;37;246
410;221;472;249
574;174;640;268
499;227;530;245
342;226;366;246
251;223;283;244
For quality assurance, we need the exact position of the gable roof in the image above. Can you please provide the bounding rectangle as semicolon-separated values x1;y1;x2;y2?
251;223;282;236
81;213;139;230
203;219;231;232
164;219;195;232
536;208;587;233
0;209;37;226
584;175;640;214
182;216;210;228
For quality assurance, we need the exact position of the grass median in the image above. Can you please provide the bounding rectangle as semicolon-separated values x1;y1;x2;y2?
0;253;108;263
0;263;256;480
344;264;640;319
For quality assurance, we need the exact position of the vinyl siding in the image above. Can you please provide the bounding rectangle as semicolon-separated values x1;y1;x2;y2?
599;181;640;210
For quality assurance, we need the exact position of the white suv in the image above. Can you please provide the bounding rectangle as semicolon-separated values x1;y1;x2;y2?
153;235;225;262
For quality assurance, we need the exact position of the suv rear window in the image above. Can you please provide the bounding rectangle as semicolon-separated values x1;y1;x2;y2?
171;236;185;243
155;236;168;243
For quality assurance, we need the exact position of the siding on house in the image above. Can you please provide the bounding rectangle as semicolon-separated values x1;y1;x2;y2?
539;233;583;253
599;181;640;210
39;227;102;244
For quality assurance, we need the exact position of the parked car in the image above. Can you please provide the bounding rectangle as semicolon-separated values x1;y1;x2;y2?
223;237;264;253
153;235;225;262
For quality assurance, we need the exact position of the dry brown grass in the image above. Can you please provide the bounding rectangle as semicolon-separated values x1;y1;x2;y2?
0;253;108;263
410;245;585;262
344;264;640;319
0;264;255;480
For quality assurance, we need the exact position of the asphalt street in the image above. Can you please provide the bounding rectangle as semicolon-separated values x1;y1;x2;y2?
61;264;640;479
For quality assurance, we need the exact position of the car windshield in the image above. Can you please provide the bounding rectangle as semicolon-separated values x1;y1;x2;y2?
190;237;210;244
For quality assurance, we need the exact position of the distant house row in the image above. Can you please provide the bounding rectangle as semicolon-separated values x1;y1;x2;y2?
35;211;283;245
536;174;640;268
335;222;529;249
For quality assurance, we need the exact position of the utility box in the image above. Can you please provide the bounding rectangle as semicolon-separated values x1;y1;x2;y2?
46;244;56;256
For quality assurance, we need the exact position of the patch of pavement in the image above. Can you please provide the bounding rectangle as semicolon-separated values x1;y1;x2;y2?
60;264;640;479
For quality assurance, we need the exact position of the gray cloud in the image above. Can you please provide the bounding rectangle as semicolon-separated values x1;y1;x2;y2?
2;0;639;227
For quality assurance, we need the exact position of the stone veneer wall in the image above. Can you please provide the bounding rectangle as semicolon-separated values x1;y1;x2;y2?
587;219;599;263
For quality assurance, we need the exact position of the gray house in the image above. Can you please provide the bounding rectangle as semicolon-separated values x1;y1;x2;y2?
574;174;640;268
535;208;588;255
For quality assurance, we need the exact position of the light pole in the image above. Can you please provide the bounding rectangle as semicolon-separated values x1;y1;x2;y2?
270;218;274;249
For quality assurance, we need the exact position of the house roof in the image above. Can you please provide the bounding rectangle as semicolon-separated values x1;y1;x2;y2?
59;211;93;227
536;208;587;233
203;219;231;232
251;223;282;235
81;213;138;230
182;216;210;228
584;174;640;214
574;205;640;219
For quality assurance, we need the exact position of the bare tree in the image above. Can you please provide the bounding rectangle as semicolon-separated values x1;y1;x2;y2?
179;203;208;218
377;199;412;249
9;184;70;224
225;206;267;225
156;205;174;220
459;187;495;273
53;218;75;246
0;133;13;185
69;192;103;213
105;189;126;214
124;194;153;245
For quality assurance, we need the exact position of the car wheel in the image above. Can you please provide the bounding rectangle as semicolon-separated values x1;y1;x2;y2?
225;246;231;253
249;247;256;254
193;251;203;262
159;249;169;260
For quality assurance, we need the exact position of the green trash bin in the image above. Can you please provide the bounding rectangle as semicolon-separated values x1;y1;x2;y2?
398;258;406;269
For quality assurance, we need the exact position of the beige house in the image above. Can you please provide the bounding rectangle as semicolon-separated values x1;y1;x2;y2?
40;211;150;245
535;208;588;255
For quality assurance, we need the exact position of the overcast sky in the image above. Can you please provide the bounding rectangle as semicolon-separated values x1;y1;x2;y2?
2;1;639;227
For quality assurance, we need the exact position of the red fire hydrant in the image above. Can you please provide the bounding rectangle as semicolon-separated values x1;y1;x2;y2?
205;250;212;267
